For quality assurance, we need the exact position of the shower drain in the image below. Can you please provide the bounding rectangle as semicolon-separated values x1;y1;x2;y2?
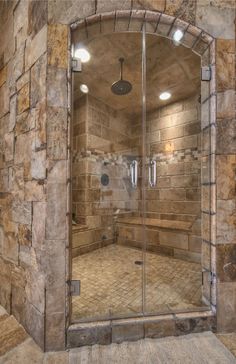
135;260;143;265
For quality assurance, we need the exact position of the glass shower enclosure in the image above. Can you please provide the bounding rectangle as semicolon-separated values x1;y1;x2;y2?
70;23;210;323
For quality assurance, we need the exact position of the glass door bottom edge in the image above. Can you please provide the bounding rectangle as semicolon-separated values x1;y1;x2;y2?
71;305;211;325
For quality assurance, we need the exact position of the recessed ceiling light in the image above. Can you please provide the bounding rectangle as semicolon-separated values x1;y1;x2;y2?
159;92;171;101
173;29;184;43
80;84;89;94
75;48;91;63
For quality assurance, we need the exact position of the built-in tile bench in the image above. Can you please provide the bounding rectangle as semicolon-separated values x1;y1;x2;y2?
72;224;114;257
72;224;88;232
116;217;201;263
117;217;192;230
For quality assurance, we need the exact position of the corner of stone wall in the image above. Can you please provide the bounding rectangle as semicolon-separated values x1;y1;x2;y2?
0;0;48;350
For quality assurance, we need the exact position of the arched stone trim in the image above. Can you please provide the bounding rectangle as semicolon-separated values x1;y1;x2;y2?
71;10;214;57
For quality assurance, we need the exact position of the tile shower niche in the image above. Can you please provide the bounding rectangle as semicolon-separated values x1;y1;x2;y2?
68;15;215;346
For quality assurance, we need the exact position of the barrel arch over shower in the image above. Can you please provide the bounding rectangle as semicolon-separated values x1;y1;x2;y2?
71;10;214;57
67;8;217;345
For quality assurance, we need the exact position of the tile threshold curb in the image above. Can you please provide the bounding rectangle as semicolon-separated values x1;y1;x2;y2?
67;310;216;347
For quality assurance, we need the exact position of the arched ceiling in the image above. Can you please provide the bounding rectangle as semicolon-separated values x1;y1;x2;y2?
74;32;201;115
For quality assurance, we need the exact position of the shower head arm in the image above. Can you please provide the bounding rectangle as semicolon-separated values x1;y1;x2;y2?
119;57;124;80
111;57;132;95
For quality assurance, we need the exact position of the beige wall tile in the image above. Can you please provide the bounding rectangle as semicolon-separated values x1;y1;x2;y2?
25;25;47;71
48;24;68;69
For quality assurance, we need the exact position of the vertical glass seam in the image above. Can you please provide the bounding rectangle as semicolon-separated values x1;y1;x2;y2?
141;23;147;315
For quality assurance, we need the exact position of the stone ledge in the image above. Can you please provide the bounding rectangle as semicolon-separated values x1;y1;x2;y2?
117;217;193;231
67;311;216;348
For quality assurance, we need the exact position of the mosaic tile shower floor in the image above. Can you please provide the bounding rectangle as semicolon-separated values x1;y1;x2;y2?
72;245;207;321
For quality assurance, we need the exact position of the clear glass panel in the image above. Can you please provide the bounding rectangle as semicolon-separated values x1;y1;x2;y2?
71;31;145;322
144;31;210;314
70;23;212;324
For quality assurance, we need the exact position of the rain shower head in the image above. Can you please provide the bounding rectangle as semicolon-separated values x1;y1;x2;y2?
111;58;132;96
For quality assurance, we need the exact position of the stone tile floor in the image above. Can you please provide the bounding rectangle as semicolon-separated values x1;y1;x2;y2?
1;305;236;364
72;244;206;321
217;334;236;358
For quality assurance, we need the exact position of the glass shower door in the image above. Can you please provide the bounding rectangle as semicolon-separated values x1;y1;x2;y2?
144;28;208;315
71;16;212;324
71;30;147;322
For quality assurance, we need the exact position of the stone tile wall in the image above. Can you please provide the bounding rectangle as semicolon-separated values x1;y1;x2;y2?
213;22;236;333
0;0;69;352
72;93;202;262
0;0;48;351
117;95;202;262
72;95;138;256
147;95;202;257
0;0;235;352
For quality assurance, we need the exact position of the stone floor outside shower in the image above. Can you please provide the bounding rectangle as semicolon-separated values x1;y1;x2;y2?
1;305;236;364
72;245;206;321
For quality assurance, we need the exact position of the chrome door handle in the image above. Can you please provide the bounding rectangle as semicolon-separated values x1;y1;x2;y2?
130;160;138;189
149;160;156;187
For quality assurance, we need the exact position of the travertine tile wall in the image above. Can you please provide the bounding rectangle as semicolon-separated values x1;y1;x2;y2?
73;94;201;263
0;0;235;352
118;95;202;262
73;95;133;154
72;95;138;256
148;95;202;262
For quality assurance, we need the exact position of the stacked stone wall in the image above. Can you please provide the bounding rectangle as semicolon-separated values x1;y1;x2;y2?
0;0;235;351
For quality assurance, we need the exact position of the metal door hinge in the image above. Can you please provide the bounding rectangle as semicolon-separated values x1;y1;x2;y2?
202;271;214;285
201;66;211;81
72;58;82;72
69;280;81;296
209;272;215;285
